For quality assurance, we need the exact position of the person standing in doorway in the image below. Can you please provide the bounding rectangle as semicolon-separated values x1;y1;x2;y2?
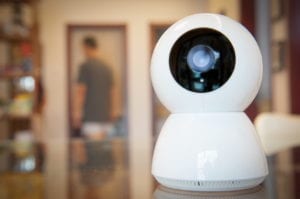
73;36;114;138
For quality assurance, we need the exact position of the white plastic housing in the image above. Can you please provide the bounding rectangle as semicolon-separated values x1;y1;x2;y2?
152;113;268;191
150;14;268;192
151;14;262;113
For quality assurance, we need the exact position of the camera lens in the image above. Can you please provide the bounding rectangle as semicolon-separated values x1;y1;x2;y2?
187;45;219;73
169;28;235;93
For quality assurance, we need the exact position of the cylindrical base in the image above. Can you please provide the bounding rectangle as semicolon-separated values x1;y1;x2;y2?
152;112;268;191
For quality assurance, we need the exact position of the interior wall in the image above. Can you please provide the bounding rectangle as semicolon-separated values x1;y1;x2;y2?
270;0;292;173
271;9;290;113
38;1;208;199
208;0;240;20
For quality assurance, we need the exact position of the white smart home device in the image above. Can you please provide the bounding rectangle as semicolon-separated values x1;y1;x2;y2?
151;14;268;191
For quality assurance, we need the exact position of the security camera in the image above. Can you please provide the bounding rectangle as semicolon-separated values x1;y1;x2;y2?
151;14;268;192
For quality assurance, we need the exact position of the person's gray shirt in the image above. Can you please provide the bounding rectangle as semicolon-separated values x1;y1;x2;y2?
77;58;113;123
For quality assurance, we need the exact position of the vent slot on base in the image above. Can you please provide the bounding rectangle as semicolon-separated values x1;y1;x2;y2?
156;176;265;192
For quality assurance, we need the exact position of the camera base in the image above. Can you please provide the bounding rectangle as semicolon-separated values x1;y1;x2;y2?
152;112;268;192
156;176;265;192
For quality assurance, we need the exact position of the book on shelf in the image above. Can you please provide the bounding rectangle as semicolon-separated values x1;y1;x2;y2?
0;41;8;69
0;41;34;76
0;93;33;120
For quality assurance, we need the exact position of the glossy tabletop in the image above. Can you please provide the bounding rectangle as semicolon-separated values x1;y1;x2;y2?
0;139;299;199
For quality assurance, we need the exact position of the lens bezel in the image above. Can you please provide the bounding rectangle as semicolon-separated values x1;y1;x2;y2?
169;28;236;93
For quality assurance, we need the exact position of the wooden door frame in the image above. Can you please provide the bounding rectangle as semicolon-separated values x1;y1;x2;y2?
66;23;130;199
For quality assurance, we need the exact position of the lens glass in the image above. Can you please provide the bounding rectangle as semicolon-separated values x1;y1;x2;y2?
187;45;218;73
169;28;235;93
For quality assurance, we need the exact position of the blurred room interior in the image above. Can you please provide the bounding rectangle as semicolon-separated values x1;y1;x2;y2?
0;0;299;199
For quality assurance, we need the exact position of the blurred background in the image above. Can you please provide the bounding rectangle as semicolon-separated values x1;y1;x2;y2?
0;0;299;199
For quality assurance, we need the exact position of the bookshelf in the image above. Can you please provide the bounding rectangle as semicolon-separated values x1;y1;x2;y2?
0;0;42;140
